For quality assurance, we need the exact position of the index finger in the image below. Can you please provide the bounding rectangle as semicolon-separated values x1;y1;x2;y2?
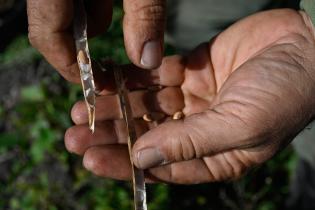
27;0;112;83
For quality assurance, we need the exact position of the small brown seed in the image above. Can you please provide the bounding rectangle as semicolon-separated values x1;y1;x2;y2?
143;112;165;122
143;114;153;122
77;50;89;64
173;111;184;120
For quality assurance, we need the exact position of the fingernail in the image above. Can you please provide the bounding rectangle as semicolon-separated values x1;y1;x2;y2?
136;147;165;169
141;40;162;69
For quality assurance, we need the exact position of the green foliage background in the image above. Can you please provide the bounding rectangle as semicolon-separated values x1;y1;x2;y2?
0;4;297;210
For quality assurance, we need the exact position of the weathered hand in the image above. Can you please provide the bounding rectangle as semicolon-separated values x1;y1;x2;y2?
27;0;165;83
66;9;315;184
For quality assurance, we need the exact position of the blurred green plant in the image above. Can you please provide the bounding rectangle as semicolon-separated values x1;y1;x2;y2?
0;35;40;64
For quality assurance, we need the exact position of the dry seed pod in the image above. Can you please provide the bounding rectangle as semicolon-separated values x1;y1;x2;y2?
77;50;89;64
173;111;184;120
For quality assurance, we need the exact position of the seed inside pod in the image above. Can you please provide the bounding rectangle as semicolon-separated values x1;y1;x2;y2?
143;114;153;122
77;50;89;64
173;111;184;120
143;112;165;122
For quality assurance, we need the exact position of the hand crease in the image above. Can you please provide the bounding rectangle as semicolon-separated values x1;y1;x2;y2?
203;157;218;181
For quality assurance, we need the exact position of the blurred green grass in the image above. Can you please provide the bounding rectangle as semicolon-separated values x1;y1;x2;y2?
0;4;297;210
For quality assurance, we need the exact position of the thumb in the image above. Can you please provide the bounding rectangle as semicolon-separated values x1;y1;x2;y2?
132;109;253;169
123;0;166;69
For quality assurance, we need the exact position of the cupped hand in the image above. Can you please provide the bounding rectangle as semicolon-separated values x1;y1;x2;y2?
65;9;315;184
27;0;165;83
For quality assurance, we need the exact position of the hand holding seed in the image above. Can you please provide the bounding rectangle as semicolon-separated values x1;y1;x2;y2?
65;10;315;184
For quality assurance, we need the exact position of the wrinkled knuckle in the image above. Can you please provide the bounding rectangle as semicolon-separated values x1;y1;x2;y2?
27;4;45;45
170;123;200;162
27;1;40;22
125;1;166;30
136;4;165;22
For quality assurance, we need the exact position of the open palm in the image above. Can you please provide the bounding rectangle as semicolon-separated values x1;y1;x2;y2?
66;9;315;184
